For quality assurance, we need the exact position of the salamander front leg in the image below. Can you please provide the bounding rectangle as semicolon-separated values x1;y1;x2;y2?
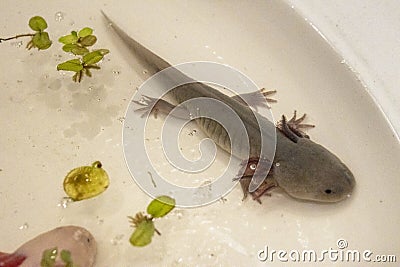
249;179;277;203
277;110;315;143
234;157;276;203
238;177;277;204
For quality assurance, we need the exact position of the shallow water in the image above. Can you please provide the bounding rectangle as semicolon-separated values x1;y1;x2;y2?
0;1;399;266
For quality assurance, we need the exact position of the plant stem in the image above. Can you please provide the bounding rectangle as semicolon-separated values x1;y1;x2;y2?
154;227;161;236
0;33;35;43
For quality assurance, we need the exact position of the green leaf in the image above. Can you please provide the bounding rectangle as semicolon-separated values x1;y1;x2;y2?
129;220;155;247
80;35;97;46
59;34;78;45
147;195;175;218
40;247;58;267
60;250;72;263
29;16;48;31
82;50;105;65
32;32;52;50
71;31;78;37
72;47;89;55
73;46;89;55
81;49;109;63
62;44;89;55
60;250;77;267
57;59;83;72
62;43;78;52
78;27;93;38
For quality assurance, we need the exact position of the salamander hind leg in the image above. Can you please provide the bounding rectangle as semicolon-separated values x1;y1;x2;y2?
132;95;189;119
231;88;277;110
132;95;164;118
277;110;315;143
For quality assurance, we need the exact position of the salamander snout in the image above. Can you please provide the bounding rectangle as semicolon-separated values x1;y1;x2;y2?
318;166;356;202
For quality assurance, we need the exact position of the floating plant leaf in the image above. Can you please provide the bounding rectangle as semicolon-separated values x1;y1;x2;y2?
63;161;109;201
29;16;48;31
1;16;51;50
129;219;155;247
62;44;89;55
57;59;83;72
56;27;109;82
147;195;176;218
58;34;79;45
80;35;97;47
128;196;175;247
82;49;109;65
32;32;52;50
1;16;110;83
78;27;93;38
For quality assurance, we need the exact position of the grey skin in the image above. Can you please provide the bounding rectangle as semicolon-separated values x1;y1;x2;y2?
103;12;355;203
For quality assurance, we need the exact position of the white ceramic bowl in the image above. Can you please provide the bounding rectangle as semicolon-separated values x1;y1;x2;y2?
1;1;399;266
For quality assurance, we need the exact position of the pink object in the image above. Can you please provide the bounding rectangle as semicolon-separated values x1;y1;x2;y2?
0;226;97;267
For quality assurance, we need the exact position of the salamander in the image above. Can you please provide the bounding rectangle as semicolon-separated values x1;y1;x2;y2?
103;12;355;203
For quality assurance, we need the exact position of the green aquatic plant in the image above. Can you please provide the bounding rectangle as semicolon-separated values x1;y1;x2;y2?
129;195;176;247
57;27;109;82
1;16;109;83
41;248;77;267
58;27;96;55
57;27;110;82
63;161;110;201
0;16;52;50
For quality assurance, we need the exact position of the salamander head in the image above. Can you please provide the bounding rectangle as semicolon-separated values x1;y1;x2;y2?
274;138;355;203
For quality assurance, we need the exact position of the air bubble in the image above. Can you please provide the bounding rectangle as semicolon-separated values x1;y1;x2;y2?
19;223;29;230
54;11;65;22
57;197;73;209
12;41;23;48
111;234;124;245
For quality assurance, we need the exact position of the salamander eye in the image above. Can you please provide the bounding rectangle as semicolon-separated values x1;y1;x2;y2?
324;189;332;194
